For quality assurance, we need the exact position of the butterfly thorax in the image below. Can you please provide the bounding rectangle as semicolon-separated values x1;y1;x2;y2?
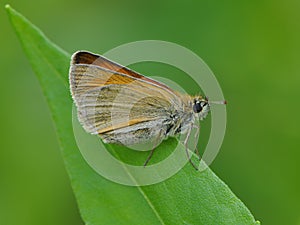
163;95;195;137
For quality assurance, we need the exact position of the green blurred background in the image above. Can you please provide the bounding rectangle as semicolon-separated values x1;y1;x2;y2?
1;0;299;224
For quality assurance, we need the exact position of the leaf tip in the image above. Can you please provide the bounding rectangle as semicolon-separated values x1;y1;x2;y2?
4;4;15;16
5;4;11;10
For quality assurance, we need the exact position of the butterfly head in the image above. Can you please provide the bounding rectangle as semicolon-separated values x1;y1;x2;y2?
193;97;210;120
193;96;226;120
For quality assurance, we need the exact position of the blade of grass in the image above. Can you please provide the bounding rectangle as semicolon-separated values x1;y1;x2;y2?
6;4;260;225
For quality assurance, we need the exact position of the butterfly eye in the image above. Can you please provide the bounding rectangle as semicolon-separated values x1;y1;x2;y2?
193;102;202;113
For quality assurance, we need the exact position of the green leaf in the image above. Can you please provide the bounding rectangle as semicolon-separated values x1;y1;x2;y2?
6;4;260;225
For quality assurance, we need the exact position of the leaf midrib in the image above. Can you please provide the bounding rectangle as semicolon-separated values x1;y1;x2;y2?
108;145;166;225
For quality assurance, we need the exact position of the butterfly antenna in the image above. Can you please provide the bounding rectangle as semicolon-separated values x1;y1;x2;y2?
208;100;227;105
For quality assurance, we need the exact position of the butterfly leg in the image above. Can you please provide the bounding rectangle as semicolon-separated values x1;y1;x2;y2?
184;126;199;170
192;123;201;160
143;129;164;167
143;148;155;167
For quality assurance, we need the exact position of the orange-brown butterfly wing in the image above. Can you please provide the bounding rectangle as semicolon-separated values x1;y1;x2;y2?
72;51;175;93
69;53;186;140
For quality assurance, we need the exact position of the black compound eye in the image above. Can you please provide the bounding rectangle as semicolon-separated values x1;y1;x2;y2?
193;102;202;113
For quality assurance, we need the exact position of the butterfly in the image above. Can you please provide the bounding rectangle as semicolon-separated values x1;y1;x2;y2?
69;51;226;169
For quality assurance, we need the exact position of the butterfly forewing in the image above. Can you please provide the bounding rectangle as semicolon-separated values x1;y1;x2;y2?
72;51;176;93
69;51;186;145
